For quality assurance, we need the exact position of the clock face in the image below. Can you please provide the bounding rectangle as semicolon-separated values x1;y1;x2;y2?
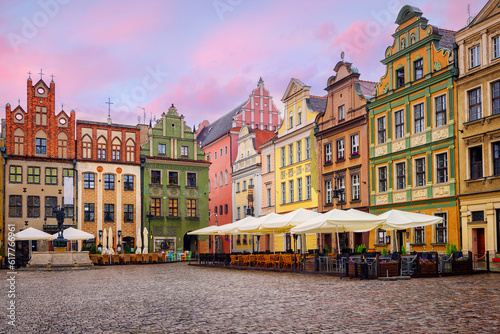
15;113;23;121
37;87;45;94
59;118;67;125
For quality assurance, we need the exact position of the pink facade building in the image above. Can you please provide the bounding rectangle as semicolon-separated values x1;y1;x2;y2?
197;78;281;253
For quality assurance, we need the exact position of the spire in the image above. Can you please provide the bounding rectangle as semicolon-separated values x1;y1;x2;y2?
192;124;196;133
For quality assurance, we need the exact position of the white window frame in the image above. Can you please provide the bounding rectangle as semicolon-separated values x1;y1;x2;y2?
337;139;345;160
325;143;332;163
338;105;345;120
350;134;359;155
493;36;499;60
281;182;286;205
306;175;311;200
296;140;302;162
414;157;426;187
351;174;360;200
288;180;294;203
470;45;481;68
297;178;303;201
305;138;311;160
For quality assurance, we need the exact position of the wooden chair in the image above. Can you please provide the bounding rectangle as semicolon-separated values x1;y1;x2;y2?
242;255;250;266
101;255;110;265
271;254;280;268
111;255;120;264
135;254;143;263
256;255;265;268
282;254;293;270
230;255;238;266
151;253;159;263
248;255;257;267
122;254;131;264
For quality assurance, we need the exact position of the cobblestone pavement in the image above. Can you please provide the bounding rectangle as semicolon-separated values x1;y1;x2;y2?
1;263;499;333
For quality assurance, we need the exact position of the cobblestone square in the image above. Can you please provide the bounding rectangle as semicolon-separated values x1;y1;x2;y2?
1;263;499;333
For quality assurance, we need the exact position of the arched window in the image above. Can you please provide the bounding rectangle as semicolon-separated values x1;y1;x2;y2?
126;139;135;162
410;33;416;45
112;137;121;161
220;172;223;187
14;128;24;155
58;132;68;159
289;111;293;129
82;135;92;159
97;136;107;160
224;170;228;185
35;130;47;155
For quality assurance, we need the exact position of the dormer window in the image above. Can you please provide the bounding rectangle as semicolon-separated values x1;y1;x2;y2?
396;67;405;88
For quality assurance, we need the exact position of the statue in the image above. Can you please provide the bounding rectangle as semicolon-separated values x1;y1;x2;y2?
52;206;68;249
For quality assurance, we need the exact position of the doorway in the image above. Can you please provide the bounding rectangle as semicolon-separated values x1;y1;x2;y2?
397;230;406;253
477;228;485;256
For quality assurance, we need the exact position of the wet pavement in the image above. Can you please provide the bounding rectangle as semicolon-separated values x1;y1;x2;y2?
1;263;499;333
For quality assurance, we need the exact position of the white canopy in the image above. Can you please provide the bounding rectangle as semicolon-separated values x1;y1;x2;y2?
379;209;443;230
187;225;221;236
290;209;386;234
142;227;149;254
219;216;259;235
14;227;52;240
50;227;94;241
102;228;108;255
259;208;322;233
234;214;279;234
135;228;142;254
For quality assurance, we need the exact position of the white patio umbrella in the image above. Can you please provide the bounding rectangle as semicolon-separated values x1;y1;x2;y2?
378;209;443;251
102;228;108;255
14;227;53;259
216;216;259;253
233;213;281;253
135;228;142;254
142;227;149;254
187;225;221;235
108;227;115;255
50;227;94;241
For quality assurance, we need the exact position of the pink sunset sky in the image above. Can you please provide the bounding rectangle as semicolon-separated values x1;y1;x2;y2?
0;0;487;127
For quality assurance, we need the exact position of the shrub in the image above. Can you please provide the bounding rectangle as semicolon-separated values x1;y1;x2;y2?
382;248;388;255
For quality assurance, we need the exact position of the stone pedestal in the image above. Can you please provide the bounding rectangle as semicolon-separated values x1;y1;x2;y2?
27;251;93;268
54;247;67;252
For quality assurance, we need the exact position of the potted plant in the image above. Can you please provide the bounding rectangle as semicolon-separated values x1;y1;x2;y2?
379;260;399;277
401;245;407;255
492;257;500;263
382;248;388;255
419;258;436;275
453;256;473;274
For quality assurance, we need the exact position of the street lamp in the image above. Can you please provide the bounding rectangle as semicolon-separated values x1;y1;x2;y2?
332;173;345;210
146;211;154;253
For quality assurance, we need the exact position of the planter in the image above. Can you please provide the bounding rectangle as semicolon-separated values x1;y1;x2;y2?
492;258;500;263
347;262;365;277
419;263;437;275
379;262;399;277
453;260;473;274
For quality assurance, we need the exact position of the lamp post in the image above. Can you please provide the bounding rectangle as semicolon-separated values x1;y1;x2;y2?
117;230;122;253
146;211;154;253
208;213;218;254
332;173;345;254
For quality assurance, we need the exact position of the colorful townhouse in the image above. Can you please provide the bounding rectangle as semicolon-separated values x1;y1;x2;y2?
231;125;274;253
140;104;209;253
274;78;325;252
368;6;460;253
259;135;277;251
197;78;282;253
315;61;375;253
76;118;141;253
4;76;76;256
455;0;500;259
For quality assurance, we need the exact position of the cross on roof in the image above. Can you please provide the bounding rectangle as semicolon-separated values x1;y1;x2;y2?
106;98;113;118
39;69;45;80
51;74;55;82
27;71;31;79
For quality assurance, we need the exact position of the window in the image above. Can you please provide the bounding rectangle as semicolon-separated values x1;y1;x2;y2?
187;199;197;217
124;204;134;222
236;207;241;220
84;203;94;221
62;168;74;185
45;196;57;217
9;166;22;183
236;182;240;192
396;67;405;88
97;138;106;160
351;174;360;200
151;170;161;184
469;88;482;121
281;147;286;167
14;129;24;155
224;170;228;185
82;136;92;159
187;173;197;187
104;204;114;222
181;146;189;157
325;143;332;163
219;172;223;187
470;45;480;68
337;139;345;160
377;117;386;144
267;155;271;173
338;105;345;121
45;167;57;185
469;146;483;179
35;138;47;154
436;153;448;183
297;178;303;201
414;58;423;80
415;226;425;244
267;188;272;207
27;196;40;217
243;205;247;218
126;139;135;162
207;153;210;161
168;171;178;186
124;175;134;191
220;148;222;157
289;180;294;203
435;213;447;243
396;162;406;190
214;174;217;188
112;139;120;161
297;107;302;125
288;111;293;128
394;110;405;139
296;141;302;162
306;175;311;200
58;132;68;159
414;103;425;133
158;143;166;155
494;36;499;60
83;173;95;189
435;95;447;126
350;134;359;155
492;81;500;115
281;182;286;205
214;151;217;159
493;142;500;175
27;167;41;184
249;178;253;187
9;195;22;217
415;157;426;186
104;174;115;190
471;211;484;222
305;138;311;159
378;229;387;245
243;180;247;191
378;166;387;192
225;146;228;154
288;144;293;165
35;106;47;125
151;198;161;216
168;198;178;217
325;180;332;205
337;176;345;202
65;204;74;218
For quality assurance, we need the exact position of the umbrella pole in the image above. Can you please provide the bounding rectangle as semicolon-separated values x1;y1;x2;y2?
336;225;340;255
273;229;275;254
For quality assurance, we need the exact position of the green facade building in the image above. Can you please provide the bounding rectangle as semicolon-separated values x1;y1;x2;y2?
140;104;210;253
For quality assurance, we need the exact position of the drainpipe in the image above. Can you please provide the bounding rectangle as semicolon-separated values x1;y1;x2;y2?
452;42;463;251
